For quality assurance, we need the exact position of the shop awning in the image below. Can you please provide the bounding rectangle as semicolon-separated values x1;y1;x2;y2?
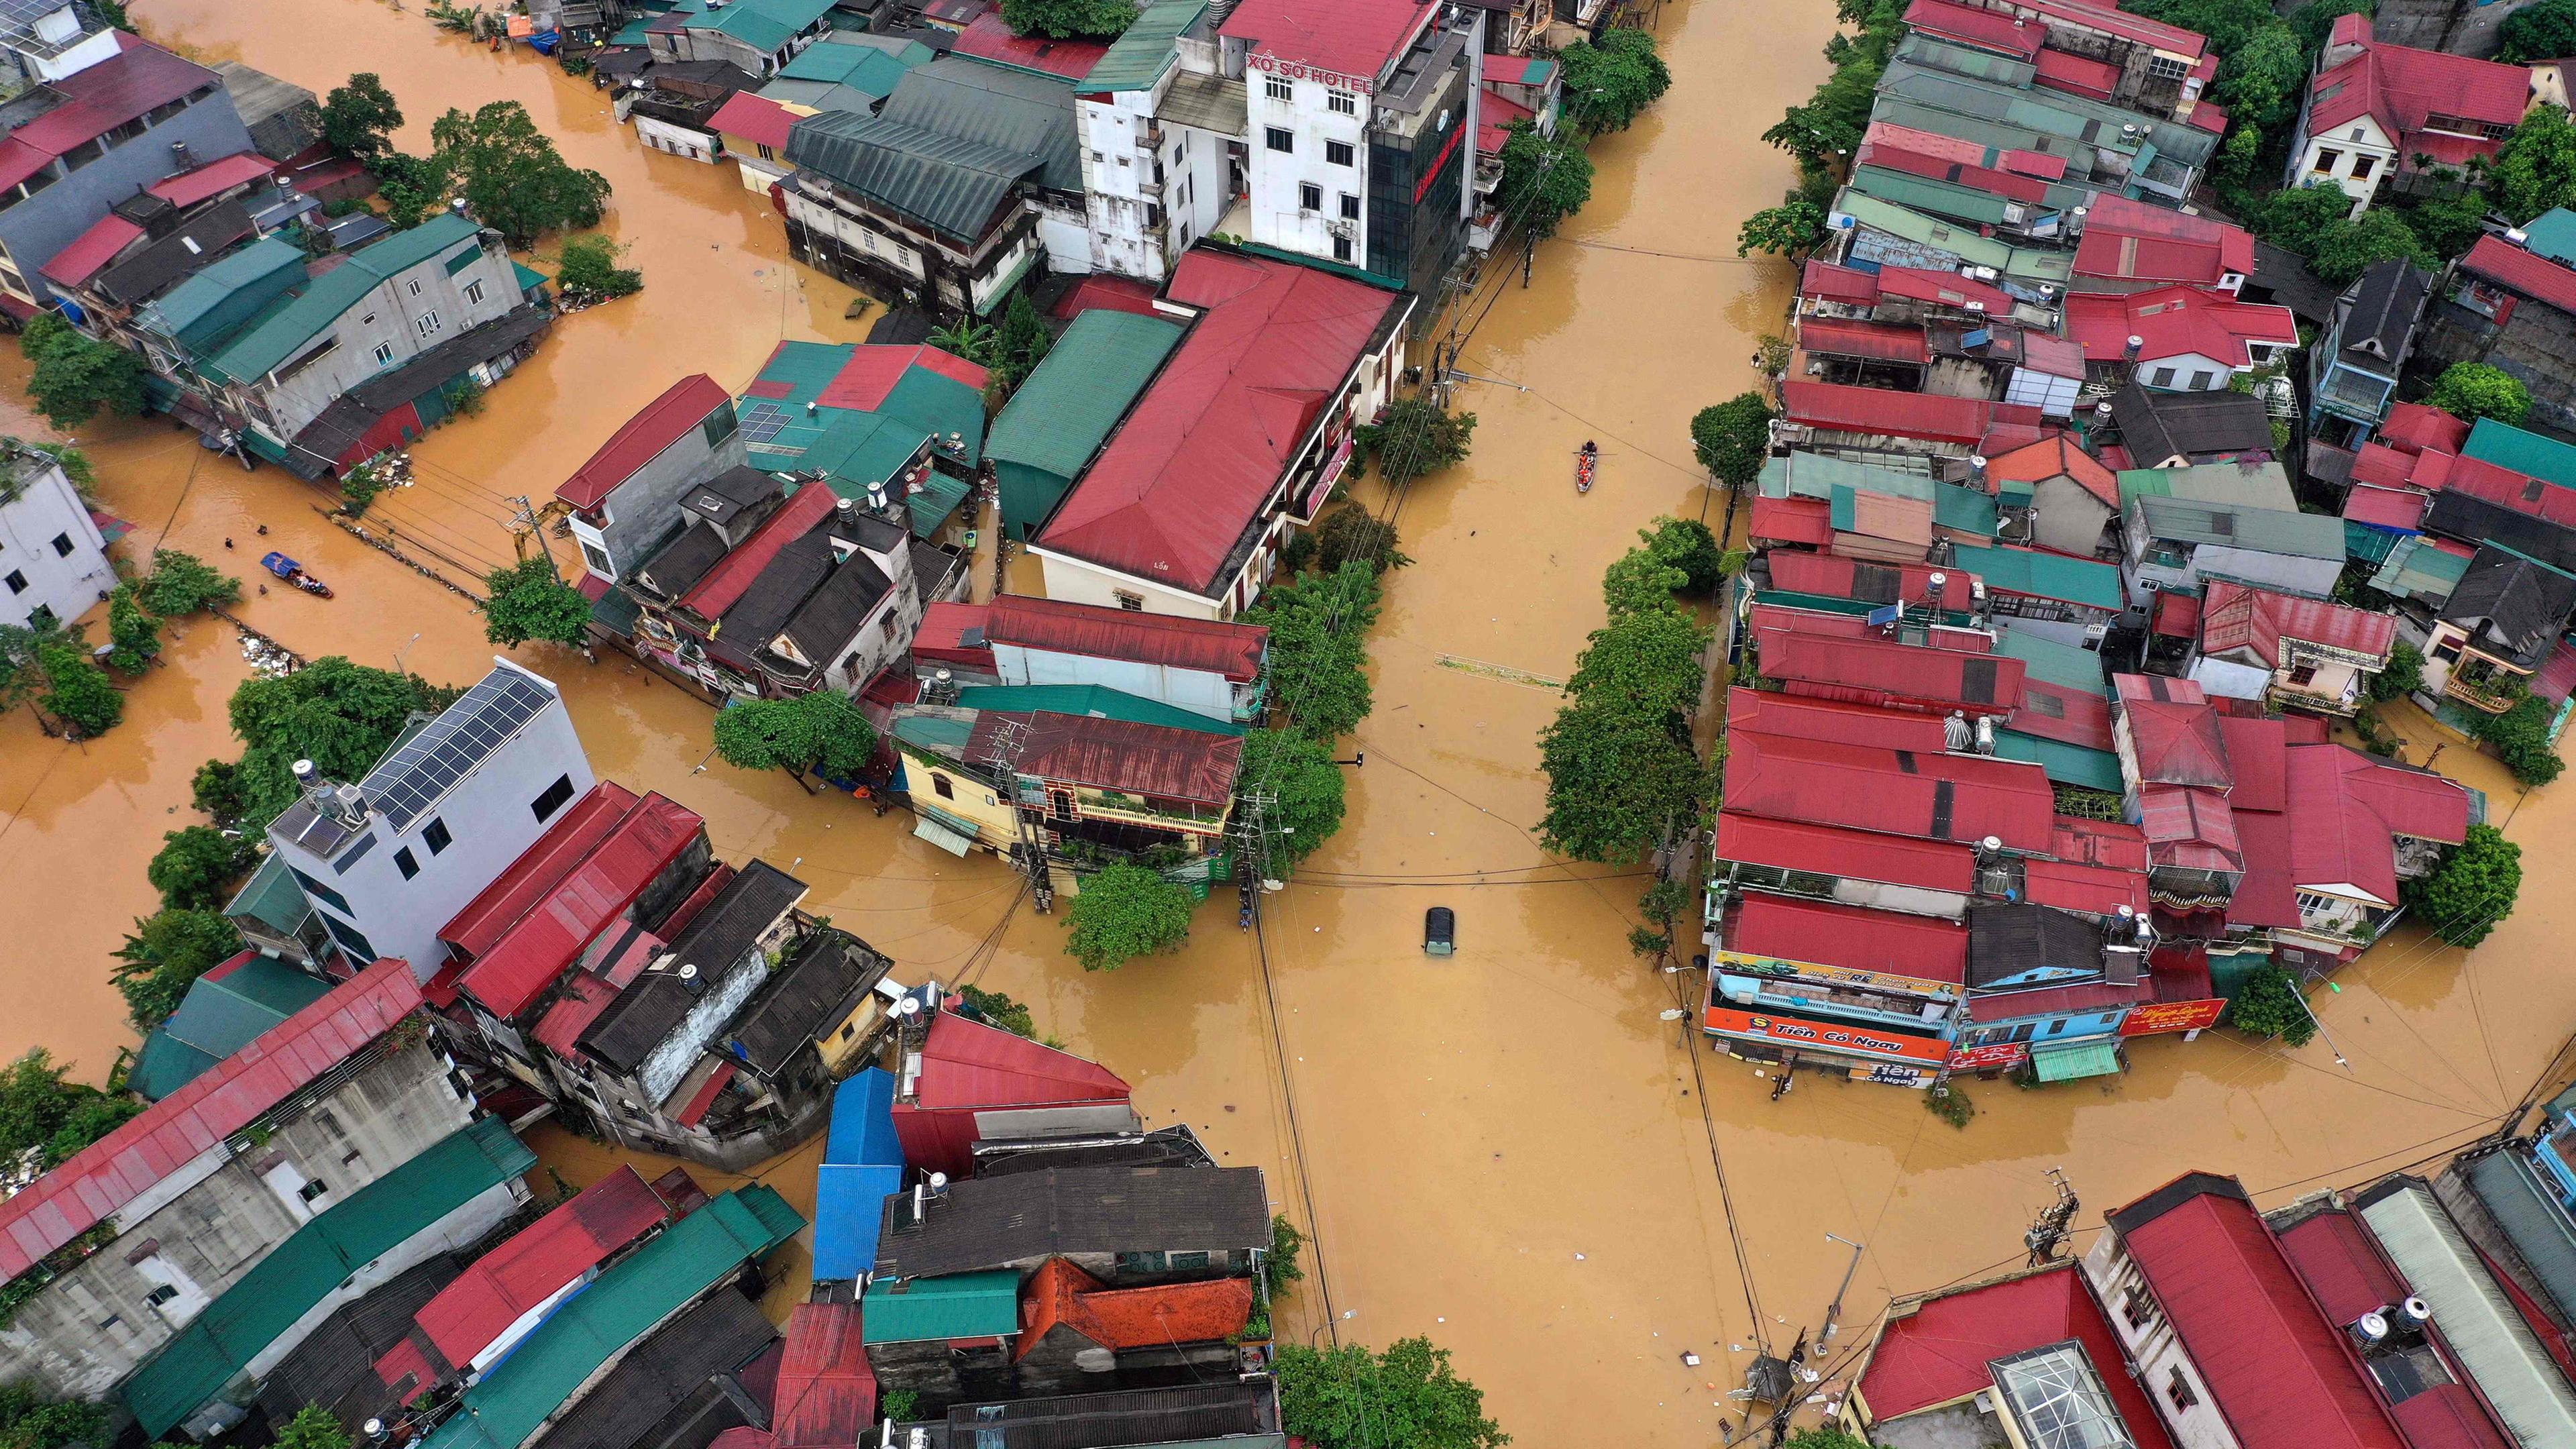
2031;1038;2123;1082
912;812;973;857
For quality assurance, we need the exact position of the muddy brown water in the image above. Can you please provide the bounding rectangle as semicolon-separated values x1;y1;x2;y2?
3;1;2571;1440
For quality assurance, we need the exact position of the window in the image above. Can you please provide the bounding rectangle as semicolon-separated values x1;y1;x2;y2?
2148;366;2177;388
144;1285;178;1307
1168;1250;1212;1271
1325;140;1354;167
1329;89;1356;115
1265;74;1291;101
1116;1251;1168;1273
1265;127;1293;154
423;817;451;855
393;846;418;880
531;773;576;822
2165;1368;2198;1411
1299;182;1322;211
580;541;612;576
407;278;422;297
322;914;376;962
704;403;739;447
1333;236;1353;262
290;867;354;917
2121;1287;2159;1328
2351;154;2377;181
932;773;955;800
464;278;485;306
361;313;376;326
372;341;394;366
415;311;441;338
2146;54;2189;81
2288;662;2318;686
47;533;70;557
2190;370;2217;390
2;572;21;595
98;1315;120;1332
299;1179;331;1203
1114;589;1144;611
1340;193;1360;220
2313;147;2342;174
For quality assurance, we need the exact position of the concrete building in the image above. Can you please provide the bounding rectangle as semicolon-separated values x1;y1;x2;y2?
558;374;747;585
639;0;836;78
1073;0;1242;283
2121;495;2346;606
2417;230;2576;436
2308;259;2432;454
1220;0;1478;298
259;661;597;978
0;439;107;629
912;594;1270;725
2287;13;2530;215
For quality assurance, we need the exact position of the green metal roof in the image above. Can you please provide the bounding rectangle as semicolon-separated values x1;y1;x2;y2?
226;852;314;937
129;957;333;1101
2522;207;2576;267
513;261;549;294
905;468;972;537
2465;419;2576;489
1989;630;2108;696
861;1269;1021;1344
144;236;308;352
786;108;1041;244
879;57;1081;193
125;1118;537;1436
953;684;1247;735
760;78;882;113
2371;535;2473;603
205;215;484;383
1849;166;2014;228
802;411;927;490
421;1186;802;1449
1079;0;1210;93
1833;190;2073;285
1945;541;2125;610
1993;730;2124;791
784;37;928;82
682;0;834;54
2116;461;2296;511
590;582;642;635
1761;447;1935;502
892;711;975;755
986;309;1182;479
2131;496;2345;560
2031;1038;2123;1081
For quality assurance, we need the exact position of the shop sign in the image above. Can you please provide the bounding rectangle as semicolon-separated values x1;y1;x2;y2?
2119;998;2227;1036
1248;50;1375;96
1711;949;1962;1002
1945;1041;2030;1071
1703;1006;1951;1064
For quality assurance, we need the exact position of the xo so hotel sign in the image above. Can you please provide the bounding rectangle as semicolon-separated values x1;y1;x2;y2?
1248;50;1376;97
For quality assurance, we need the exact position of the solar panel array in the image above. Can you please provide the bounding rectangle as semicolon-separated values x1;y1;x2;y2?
741;401;794;447
364;669;553;830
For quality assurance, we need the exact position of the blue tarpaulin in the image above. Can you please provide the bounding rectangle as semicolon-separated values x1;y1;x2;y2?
813;1068;906;1282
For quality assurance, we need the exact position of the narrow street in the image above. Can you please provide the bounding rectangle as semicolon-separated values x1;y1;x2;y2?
1;1;2571;1443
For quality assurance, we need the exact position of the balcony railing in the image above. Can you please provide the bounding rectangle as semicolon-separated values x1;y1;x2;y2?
2445;669;2526;715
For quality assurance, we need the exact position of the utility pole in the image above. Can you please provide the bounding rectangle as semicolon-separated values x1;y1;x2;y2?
509;495;561;573
2024;1168;2080;1267
978;718;1055;914
1821;1233;1864;1340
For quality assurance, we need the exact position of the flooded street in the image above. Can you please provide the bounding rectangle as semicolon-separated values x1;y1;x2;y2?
3;0;2573;1442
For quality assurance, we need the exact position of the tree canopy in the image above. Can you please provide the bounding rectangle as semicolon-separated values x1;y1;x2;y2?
0;1049;145;1169
1495;120;1594;239
1559;28;1671;133
711;690;881;780
2425;362;2532;427
321;72;403;157
147;825;252;912
2404;823;2522;948
136;548;241;617
105;584;161;674
0;1385;107;1449
2472;695;2563;786
274;1405;353;1449
555;233;643;301
220;657;464;831
480;557;594;649
2500;0;2576;63
429;101;612;246
1691;393;1774;488
38;639;121;739
19;312;146;430
1237;728;1347;871
114;909;241;1029
1538;606;1711;865
1276;1337;1508;1449
1737;199;1827;260
2491;104;2576;225
987;288;1055;396
1361;397;1477;489
1312;507;1407;575
956;983;1037;1038
1063;863;1195;970
999;0;1136;38
2308;205;2432;288
1244;562;1383;743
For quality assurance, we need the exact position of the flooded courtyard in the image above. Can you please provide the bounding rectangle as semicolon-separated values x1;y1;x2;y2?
3;0;2573;1442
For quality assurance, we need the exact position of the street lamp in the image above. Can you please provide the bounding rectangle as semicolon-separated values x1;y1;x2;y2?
1822;1233;1865;1338
2287;973;2354;1072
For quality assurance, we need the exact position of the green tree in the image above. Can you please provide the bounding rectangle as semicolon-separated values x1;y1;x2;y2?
2472;694;2564;785
136;547;241;616
1640;875;1690;932
23;440;95;496
1691;392;1775;488
0;619;62;724
340;458;386;517
0;1049;144;1167
2490;105;2576;225
1276;1337;1507;1449
321;73;404;157
1601;545;1688;618
989;288;1054;394
1641;517;1724;592
105;583;160;673
2289;0;2375;55
1538;607;1711;864
2426;362;2532;427
19;312;146;429
1063;862;1195;970
0;1385;108;1449
2212;22;2308;133
927;315;998;366
1560;28;1671;134
1244;562;1383;742
2128;0;2279;54
222;657;464;831
1312;507;1407;574
274;1405;354;1449
2308;207;2432;288
1495;121;1593;238
2249;180;2359;256
2501;0;2576;62
2405;822;2523;947
1237;728;1347;870
555;232;643;301
480;557;594;649
1736;199;1828;260
2227;963;2319;1046
1783;1431;1872;1449
1360;396;1477;488
193;757;247;823
429;101;611;246
1263;1214;1305;1299
2368;641;2424;702
368;150;452;230
2396;190;2489;261
998;0;1136;38
113;909;241;1028
711;690;881;780
38;638;120;738
147;825;251;912
2209;123;2266;201
956;983;1036;1038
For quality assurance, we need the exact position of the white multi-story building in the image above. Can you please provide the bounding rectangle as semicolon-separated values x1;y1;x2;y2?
0;442;109;631
1073;0;1241;283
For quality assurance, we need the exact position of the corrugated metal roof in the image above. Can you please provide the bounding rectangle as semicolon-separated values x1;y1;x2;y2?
0;959;423;1283
1080;0;1209;93
2464;419;2576;490
861;1269;1021;1343
986;309;1183;483
207;215;484;382
1988;629;2107;696
1722;728;2057;852
419;1187;803;1449
1858;1264;2174;1440
559;378;731;509
1727;685;1953;751
125;1118;536;1436
881;56;1080;191
129;955;333;1101
982;595;1268;682
953;684;1245;735
1731;891;1970;981
1993;731;2125;792
907;1008;1131;1114
1713;809;1975;894
441;783;643;959
773;1302;877;1447
455;792;706;1021
966;709;1241;806
1945;541;2126;610
814;1161;906;1281
787;107;1040;243
1761;629;2027;711
398;1165;668;1375
2355;1183;2576;1447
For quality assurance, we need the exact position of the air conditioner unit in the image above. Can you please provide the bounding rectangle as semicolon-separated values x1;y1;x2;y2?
1328;218;1357;239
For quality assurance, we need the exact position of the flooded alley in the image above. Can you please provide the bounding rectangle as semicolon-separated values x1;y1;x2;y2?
3;0;2573;1444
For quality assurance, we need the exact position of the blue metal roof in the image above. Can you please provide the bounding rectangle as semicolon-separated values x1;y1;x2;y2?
825;1067;904;1166
812;1161;904;1281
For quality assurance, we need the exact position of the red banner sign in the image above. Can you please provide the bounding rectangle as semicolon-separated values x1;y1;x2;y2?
1247;50;1375;97
2120;998;2227;1036
1703;1007;1951;1065
1945;1042;2030;1071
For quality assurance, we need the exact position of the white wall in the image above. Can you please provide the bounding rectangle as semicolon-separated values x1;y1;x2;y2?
994;641;1234;720
2082;1234;2241;1449
1034;549;1227;621
2133;351;2239;392
636;115;718;162
2292;111;2394;214
0;455;110;631
2187;654;2272;703
1077;84;1234;282
1244;60;1372;269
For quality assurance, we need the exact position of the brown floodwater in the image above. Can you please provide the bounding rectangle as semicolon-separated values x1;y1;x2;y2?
5;0;2572;1441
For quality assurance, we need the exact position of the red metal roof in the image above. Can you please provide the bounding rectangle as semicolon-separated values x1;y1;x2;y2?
1873;266;2015;314
1966;979;2151;1021
393;1165;669;1378
2443;453;2576;526
773;1303;877;1448
2052;815;2150;871
2379;402;2471;456
1728;685;1952;751
2115;674;2234;789
1040;250;1403;596
2073;194;2253;287
1782;380;1996;445
2065;285;2300;367
1750;495;1834;547
913;601;998;669
680;480;839;619
2342;484;2429;533
2225;807;2297;930
456;792;708;1020
2284;745;2469;905
1217;0;1433;84
1713;810;1976;894
673;1061;736;1128
1858;1263;2176;1442
2011;680;2114;751
2114;1181;2407;1449
2021;0;2207;56
1731;892;1970;981
2534;641;2576;708
0;38;225;193
816;343;989;412
1761;630;2027;715
709;91;797;151
0;959;420;1281
909;1010;1130;1113
2306;33;2529;162
146;150;276;209
1723;728;2057;851
2276;1207;2410;1326
1017;1258;1254;1358
967;710;1242;808
1855;143;2050;204
40;213;144;288
1799;259;1882;307
955;12;1110;77
2216;716;2286;813
2140;784;2242;871
530;969;625;1058
1051;274;1165;321
2461;233;2576;317
1766;550;1980;609
442;782;642;961
2198;580;2396;667
1985;435;2118;507
1864;121;1992;168
1901;0;2043;57
1797;317;1929;365
2031;46;2121;101
985;594;1268;682
2020;858;2148;917
559;376;732;508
